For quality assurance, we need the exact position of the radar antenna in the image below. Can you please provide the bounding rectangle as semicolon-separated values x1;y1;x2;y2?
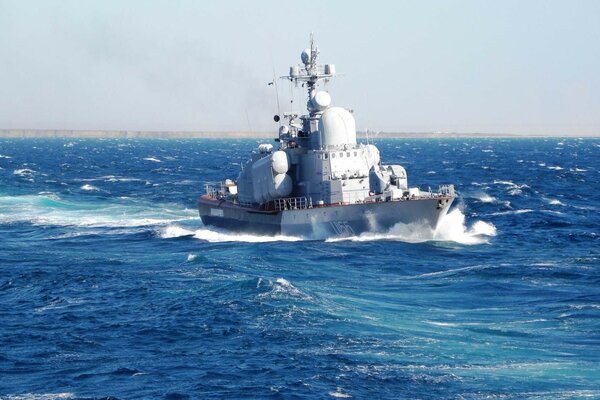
282;34;337;117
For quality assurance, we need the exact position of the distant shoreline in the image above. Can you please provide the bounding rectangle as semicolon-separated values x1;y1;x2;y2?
0;129;597;139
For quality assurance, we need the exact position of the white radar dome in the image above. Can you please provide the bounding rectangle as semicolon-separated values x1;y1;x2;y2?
318;107;357;147
271;174;293;197
301;49;311;65
310;91;331;112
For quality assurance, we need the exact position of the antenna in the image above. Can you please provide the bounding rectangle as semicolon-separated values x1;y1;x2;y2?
270;69;281;118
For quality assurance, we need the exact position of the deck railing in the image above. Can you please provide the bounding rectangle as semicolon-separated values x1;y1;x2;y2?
439;184;455;197
273;197;310;211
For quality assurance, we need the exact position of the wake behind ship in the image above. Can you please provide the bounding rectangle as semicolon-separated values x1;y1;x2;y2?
199;37;455;237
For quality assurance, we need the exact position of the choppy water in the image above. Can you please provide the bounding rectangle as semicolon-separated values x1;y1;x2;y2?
0;138;599;399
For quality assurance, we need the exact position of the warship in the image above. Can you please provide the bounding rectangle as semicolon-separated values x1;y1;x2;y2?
199;37;455;237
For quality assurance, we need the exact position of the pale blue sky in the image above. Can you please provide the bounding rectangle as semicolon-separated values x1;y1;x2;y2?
1;0;598;135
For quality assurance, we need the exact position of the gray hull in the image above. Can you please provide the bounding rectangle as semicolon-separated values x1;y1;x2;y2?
199;195;454;237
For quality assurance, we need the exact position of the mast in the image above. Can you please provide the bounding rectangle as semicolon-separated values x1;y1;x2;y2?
283;35;337;117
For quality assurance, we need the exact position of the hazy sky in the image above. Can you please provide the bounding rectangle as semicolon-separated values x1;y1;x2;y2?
1;0;599;135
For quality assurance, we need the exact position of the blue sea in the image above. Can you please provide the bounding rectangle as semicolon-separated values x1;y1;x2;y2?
1;137;599;400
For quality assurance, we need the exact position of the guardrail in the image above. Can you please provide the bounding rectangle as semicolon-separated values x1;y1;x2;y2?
274;197;310;211
439;184;455;197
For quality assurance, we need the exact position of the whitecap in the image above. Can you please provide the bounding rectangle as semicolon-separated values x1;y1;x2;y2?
490;209;533;216
571;168;587;172
13;168;35;176
2;393;75;400
80;184;100;191
193;228;302;243
0;154;12;159
548;166;564;171
328;389;352;398
509;188;522;196
424;320;460;327
477;193;496;203
159;225;195;238
544;198;564;206
143;156;161;162
493;180;515;186
258;277;309;300
186;254;198;262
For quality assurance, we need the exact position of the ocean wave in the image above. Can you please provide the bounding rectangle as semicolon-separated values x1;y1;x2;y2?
328;389;352;398
494;180;530;189
1;394;75;400
476;193;496;203
80;184;100;192
13;168;36;177
544;198;564;206
143;156;161;162
489;209;534;216
257;277;310;300
159;225;196;238
0;193;196;229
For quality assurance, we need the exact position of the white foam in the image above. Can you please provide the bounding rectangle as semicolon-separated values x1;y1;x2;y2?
329;390;352;398
493;180;515;186
13;168;35;176
548;166;564;171
186;253;198;262
258;277;309;300
193;228;302;243
0;193;197;229
490;209;533;216
509;188;522;196
80;184;100;191
0;154;12;159
160;225;195;238
424;320;460;327
2;394;75;400
435;209;496;244
477;193;496;203
544;198;564;206
143;156;161;162
327;208;496;245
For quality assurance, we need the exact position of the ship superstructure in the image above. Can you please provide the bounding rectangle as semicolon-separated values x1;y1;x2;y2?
199;37;455;237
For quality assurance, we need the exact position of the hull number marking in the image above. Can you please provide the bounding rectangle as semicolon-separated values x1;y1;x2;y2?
330;221;355;236
210;208;224;217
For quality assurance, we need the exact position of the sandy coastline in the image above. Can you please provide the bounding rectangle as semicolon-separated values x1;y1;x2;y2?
0;129;596;139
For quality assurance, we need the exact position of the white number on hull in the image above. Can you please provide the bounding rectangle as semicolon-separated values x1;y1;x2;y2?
210;208;224;217
330;221;355;236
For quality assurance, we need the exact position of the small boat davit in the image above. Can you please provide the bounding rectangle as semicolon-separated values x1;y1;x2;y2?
199;37;455;237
